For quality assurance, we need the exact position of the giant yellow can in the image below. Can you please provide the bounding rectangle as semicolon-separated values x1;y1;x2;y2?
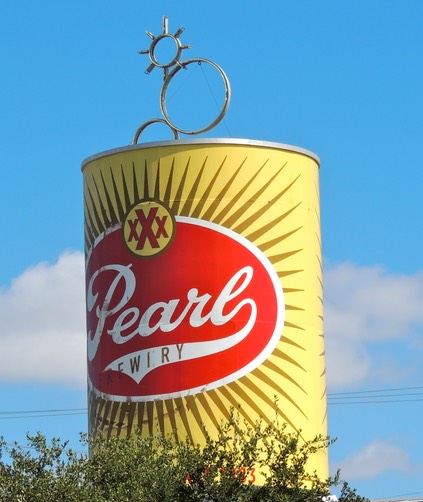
82;138;327;479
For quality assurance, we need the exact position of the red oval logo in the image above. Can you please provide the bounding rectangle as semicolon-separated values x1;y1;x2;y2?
86;216;284;401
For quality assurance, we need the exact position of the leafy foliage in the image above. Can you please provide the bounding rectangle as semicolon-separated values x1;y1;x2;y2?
0;411;369;501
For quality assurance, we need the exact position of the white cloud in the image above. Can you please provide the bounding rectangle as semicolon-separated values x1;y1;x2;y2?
324;262;423;389
336;440;411;479
0;251;86;388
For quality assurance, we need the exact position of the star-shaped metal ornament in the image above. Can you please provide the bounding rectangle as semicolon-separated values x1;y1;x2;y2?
138;16;191;80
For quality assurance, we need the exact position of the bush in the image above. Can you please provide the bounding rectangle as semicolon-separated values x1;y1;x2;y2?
0;410;369;501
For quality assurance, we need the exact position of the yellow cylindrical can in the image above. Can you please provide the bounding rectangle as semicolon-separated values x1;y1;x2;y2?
82;138;327;480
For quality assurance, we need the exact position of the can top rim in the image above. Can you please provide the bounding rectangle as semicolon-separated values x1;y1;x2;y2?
81;138;320;171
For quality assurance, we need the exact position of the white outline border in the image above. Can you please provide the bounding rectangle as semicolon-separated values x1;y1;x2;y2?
87;217;285;402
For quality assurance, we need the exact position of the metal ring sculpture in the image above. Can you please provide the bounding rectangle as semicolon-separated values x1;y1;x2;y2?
132;17;230;144
132;119;179;144
160;58;231;136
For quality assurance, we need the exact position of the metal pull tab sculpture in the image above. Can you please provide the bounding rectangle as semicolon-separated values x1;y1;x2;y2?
132;16;231;143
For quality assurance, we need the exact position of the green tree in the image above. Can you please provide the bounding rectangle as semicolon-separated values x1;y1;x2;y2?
0;411;369;502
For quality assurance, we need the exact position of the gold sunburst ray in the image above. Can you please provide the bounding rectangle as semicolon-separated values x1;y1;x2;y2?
132;162;140;203
143;160;150;199
185;395;208;440
315;224;322;247
120;164;132;211
164;399;179;440
278;336;305;351
215;384;245;414
315;251;323;272
91;176;112;229
125;403;136;438
99;400;111;432
108;402;121;438
252;368;308;419
173;397;194;444
277;269;303;278
85;182;106;236
283;287;304;293
83;200;96;251
170;158;191;214
271;347;306;370
219;160;282;228
154;159;161;199
201;157;248;221
88;394;101;435
137;402;146;433
284;321;305;331
190;156;226;219
268;248;303;266
146;402;155;435
237;376;299;432
155;400;165;435
244;205;302;247
109;168;126;221
255;227;302;253
285;304;305;312
163;158;175;203
115;404;128;437
230;176;300;236
100;171;118;225
206;389;231;421
262;359;307;393
180;156;208;216
196;392;222;432
225;380;274;428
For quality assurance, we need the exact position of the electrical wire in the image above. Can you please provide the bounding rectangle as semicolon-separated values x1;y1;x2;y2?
0;408;86;415
329;398;423;405
328;385;423;396
371;490;423;500
327;385;423;405
0;408;87;420
0;386;422;419
0;412;87;420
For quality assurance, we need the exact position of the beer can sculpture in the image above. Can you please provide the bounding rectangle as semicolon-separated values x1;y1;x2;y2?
82;137;327;479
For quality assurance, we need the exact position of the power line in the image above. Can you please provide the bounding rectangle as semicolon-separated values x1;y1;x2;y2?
327;385;423;405
0;412;87;420
0;386;422;419
0;408;87;420
0;408;86;415
371;490;423;500
329;392;423;399
329;398;423;405
328;385;423;396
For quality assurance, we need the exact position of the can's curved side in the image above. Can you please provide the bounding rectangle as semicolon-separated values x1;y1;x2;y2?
82;139;327;480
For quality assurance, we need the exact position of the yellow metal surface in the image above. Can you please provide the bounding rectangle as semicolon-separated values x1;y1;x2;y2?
83;140;327;480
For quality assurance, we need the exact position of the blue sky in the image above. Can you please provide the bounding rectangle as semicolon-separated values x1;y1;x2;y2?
1;1;423;500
